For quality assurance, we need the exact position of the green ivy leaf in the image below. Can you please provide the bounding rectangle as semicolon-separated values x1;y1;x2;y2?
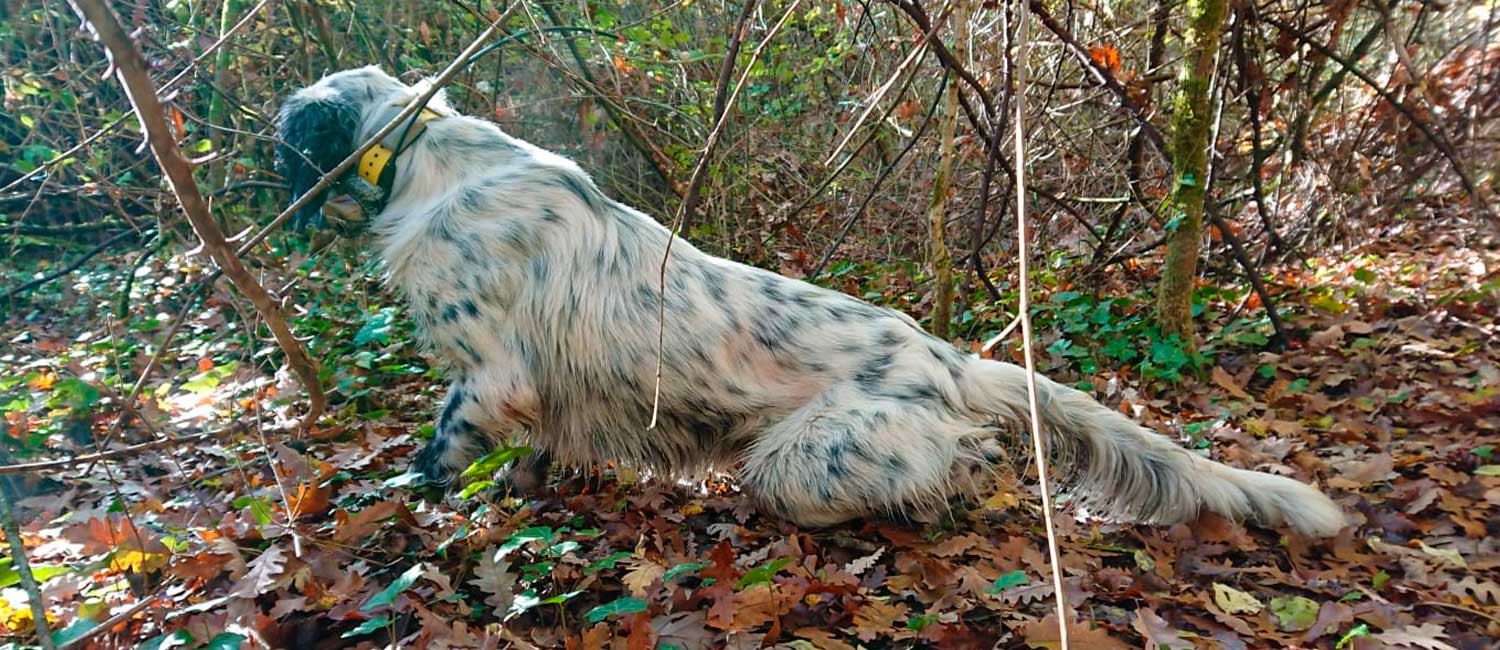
204;632;248;649
986;570;1029;594
49;378;101;409
181;362;239;394
361;563;425;612
585;597;648;624
540;590;581;605
662;562;705;582
355;307;397;346
458;480;494;499
907;614;938;631
461;445;534;479
138;630;194;650
498;526;556;556
1150;338;1189;370
342;616;390;638
0;557;72;589
736;557;791;589
1335;623;1370;649
50;619;98;646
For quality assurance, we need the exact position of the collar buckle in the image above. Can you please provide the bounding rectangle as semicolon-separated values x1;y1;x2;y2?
355;107;445;191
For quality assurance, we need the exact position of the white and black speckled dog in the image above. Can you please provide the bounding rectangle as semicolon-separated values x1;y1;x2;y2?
276;66;1345;536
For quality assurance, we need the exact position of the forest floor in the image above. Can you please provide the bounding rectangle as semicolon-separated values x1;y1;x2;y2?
2;225;1498;650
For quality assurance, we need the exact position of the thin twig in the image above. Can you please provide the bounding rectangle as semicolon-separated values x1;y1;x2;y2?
0;115;129;195
57;588;163;650
2;228;150;301
1229;6;1287;256
760;11;950;245
1010;1;1070;645
1026;0;1168;162
536;1;685;197
824;37;931;166
0;478;54;649
0;0;272;197
1261;14;1496;224
808;70;951;280
69;0;327;429
159;0;276;94
89;281;210;454
1208;210;1290;350
0;425;243;475
676;0;761;229
649;0;804;428
891;0;995;120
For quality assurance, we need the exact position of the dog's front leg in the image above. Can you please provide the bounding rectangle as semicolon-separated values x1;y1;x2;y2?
412;365;545;490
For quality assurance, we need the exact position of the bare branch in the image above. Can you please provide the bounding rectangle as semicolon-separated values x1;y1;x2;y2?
69;0;327;429
0;426;243;476
1262;14;1496;223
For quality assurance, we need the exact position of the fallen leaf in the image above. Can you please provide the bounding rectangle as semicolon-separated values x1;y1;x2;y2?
232;544;287;598
333;500;407;544
1023;614;1131;649
469;549;517;615
1302;601;1354;643
1330;454;1396;488
1309;325;1345;348
1212;583;1263;615
1211;366;1253;401
1132;607;1189;650
1448;576;1500;605
795;627;856;650
843;548;884;576
1373;623;1459;650
852;599;907;641
1268;596;1319;631
1416;541;1466;568
622;560;665;597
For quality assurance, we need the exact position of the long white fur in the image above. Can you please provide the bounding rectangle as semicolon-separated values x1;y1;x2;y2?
280;67;1346;537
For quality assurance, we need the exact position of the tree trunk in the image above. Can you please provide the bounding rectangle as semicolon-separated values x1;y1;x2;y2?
927;0;968;340
1155;0;1228;343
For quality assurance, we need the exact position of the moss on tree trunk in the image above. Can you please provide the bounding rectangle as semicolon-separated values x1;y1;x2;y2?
1155;0;1229;343
926;0;969;340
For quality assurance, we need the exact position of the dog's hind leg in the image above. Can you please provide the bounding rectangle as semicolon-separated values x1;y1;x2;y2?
739;385;997;526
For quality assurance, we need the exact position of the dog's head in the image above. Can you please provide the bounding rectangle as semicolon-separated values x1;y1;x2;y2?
274;66;413;232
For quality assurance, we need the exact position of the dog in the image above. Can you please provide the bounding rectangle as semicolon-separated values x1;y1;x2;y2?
275;66;1345;536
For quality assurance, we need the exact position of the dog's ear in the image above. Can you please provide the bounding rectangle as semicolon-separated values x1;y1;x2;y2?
275;88;360;229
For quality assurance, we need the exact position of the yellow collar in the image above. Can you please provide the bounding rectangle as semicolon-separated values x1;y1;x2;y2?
357;107;445;189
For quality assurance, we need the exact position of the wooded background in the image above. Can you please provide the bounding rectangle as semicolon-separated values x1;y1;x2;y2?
2;0;1497;648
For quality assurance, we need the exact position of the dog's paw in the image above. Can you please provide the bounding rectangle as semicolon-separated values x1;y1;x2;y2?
412;440;461;487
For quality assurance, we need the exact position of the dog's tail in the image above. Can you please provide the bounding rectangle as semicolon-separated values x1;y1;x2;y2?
957;358;1345;537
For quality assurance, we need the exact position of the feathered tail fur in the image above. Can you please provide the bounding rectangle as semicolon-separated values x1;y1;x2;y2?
959;359;1345;537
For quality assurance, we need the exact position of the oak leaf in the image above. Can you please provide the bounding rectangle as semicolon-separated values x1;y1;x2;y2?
232;544;287;598
469;547;517;615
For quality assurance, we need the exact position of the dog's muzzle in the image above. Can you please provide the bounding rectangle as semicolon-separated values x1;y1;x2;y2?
317;175;387;236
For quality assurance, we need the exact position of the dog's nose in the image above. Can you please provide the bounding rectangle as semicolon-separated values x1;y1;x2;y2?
322;194;365;229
